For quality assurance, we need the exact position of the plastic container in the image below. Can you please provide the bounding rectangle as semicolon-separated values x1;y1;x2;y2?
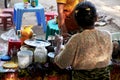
34;46;47;63
17;50;33;69
20;25;33;45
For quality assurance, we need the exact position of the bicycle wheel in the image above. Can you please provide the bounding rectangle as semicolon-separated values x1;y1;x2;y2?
4;0;11;8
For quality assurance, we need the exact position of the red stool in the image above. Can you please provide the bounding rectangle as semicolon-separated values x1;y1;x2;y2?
45;12;58;22
0;13;13;30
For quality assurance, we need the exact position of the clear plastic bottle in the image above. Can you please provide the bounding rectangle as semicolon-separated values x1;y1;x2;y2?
55;34;64;55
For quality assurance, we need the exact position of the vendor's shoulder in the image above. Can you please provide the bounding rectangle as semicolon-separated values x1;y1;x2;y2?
68;33;80;42
71;33;81;38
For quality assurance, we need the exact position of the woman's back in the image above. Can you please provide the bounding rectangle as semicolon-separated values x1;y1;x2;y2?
71;29;112;70
54;1;113;80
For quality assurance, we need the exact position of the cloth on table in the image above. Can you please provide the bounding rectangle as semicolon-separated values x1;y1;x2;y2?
72;66;111;80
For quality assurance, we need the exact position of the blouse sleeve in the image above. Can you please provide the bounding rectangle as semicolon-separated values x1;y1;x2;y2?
54;34;78;69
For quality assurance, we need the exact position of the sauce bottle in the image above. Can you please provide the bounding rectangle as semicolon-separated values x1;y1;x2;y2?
31;0;36;7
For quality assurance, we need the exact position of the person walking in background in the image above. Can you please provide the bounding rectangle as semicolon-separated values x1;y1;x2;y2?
56;0;84;38
54;1;113;80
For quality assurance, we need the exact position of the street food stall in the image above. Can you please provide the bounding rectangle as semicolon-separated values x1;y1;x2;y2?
1;29;120;80
0;26;71;80
0;0;120;79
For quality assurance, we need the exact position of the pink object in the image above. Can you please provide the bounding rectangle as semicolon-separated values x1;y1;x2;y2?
45;12;58;22
2;8;14;16
0;13;13;30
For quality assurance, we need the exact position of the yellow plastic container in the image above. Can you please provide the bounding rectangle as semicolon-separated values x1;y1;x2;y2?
20;25;33;45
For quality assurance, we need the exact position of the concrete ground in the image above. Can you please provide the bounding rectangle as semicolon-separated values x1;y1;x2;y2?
0;0;120;40
0;1;119;80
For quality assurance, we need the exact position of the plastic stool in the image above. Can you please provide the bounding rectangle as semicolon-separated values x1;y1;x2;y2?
2;8;14;25
46;19;59;40
2;8;14;16
45;12;58;22
0;13;13;30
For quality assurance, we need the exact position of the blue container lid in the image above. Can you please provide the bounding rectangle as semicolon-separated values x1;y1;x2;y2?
1;55;11;61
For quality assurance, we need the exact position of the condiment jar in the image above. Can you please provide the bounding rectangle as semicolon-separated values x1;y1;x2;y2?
34;45;47;64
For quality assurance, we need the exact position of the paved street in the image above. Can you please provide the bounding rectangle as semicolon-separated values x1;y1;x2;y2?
0;0;120;26
0;0;57;40
0;0;120;36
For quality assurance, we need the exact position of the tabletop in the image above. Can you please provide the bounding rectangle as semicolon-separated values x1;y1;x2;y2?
13;2;46;32
14;2;44;11
47;19;59;30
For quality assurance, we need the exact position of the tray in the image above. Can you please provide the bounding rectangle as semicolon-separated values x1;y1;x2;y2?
24;39;51;47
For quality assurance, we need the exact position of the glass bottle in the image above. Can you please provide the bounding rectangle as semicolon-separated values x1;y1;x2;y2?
31;0;36;7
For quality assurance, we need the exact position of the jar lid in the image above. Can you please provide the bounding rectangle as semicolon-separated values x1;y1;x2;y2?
1;55;11;61
17;50;33;56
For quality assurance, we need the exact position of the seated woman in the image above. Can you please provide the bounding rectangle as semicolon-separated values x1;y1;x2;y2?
54;1;113;80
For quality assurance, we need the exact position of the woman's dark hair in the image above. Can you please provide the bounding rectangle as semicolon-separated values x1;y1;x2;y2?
74;1;97;28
